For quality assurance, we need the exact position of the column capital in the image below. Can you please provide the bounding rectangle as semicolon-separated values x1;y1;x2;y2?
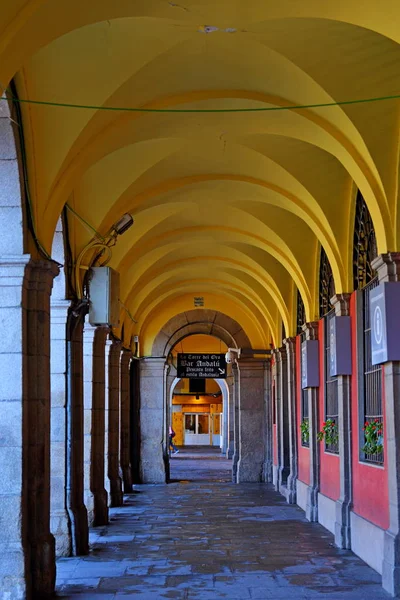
372;252;400;283
25;258;59;295
283;337;296;353
302;321;319;340
330;293;352;316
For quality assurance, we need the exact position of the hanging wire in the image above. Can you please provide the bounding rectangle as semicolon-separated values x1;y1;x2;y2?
2;89;400;114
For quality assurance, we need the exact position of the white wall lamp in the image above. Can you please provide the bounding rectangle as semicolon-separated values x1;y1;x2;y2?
74;213;134;300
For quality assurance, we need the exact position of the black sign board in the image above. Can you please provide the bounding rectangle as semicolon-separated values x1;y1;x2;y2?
177;353;227;379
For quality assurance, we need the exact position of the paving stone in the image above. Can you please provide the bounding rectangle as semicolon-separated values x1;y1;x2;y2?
56;447;391;599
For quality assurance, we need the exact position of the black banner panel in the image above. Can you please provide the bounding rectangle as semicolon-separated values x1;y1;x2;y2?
177;353;227;379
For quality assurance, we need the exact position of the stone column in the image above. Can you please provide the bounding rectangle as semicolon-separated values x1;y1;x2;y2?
120;349;133;491
272;350;280;489
107;339;123;506
277;346;290;493
231;363;240;481
83;321;110;526
284;337;298;504
236;359;266;483
139;358;166;483
303;322;320;522
371;253;400;595
331;294;353;550
90;325;109;525
50;299;71;557
25;260;59;596
104;337;112;500
66;308;89;556
263;358;273;483
226;374;235;459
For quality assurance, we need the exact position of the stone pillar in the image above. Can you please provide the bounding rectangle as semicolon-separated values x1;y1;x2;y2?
50;299;71;557
66;308;89;556
107;340;123;506
0;257;59;599
139;358;166;483
231;363;240;481
120;349;133;491
277;346;290;493
226;374;235;459
236;359;266;483
83;322;109;526
284;337;298;503
25;260;59;597
104;337;112;500
263;358;273;483
84;325;109;526
371;253;400;596
331;294;353;550
303;322;320;522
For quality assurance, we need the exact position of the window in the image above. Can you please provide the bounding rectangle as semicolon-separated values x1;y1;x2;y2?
353;190;383;464
319;246;335;318
300;331;309;448
296;290;306;335
324;310;339;454
360;278;383;464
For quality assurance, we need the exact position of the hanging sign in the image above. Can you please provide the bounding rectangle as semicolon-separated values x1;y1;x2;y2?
177;353;227;378
301;340;319;389
329;316;352;376
370;282;400;365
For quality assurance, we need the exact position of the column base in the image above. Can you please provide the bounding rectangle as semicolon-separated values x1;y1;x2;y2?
263;460;273;483
232;452;239;482
334;498;351;549
109;478;123;507
93;488;109;526
68;504;89;556
286;474;297;504
30;533;56;598
51;510;71;557
85;491;95;527
236;459;263;483
226;441;234;459
306;485;318;522
382;530;400;596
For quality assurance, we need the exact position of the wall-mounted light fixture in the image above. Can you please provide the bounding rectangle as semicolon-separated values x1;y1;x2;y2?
74;213;134;299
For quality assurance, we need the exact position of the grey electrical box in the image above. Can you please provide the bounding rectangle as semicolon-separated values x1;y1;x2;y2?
88;267;120;326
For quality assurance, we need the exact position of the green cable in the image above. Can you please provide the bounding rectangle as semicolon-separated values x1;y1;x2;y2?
2;90;400;113
65;203;105;241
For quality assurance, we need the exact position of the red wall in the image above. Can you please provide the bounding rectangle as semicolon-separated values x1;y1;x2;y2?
297;335;310;485
318;319;340;501
350;292;389;530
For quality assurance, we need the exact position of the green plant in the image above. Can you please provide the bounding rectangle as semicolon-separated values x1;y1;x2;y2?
300;419;310;444
317;418;338;446
363;419;384;455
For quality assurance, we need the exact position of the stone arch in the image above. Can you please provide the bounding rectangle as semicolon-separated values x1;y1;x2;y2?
151;309;252;357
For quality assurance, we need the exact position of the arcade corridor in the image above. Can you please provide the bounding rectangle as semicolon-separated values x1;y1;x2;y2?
56;451;388;600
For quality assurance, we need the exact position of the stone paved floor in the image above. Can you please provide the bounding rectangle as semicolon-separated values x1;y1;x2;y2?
56;447;390;599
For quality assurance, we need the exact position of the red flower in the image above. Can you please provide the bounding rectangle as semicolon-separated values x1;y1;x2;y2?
365;422;369;427
322;422;326;427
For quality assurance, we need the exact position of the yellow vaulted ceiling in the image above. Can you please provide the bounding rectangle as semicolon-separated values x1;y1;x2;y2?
2;1;400;351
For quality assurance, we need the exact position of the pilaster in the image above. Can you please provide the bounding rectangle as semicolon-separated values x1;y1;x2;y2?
50;299;72;557
330;294;353;550
226;374;234;459
231;363;240;481
66;306;89;556
236;359;266;483
120;349;133;491
284;338;298;503
263;358;273;483
276;346;290;494
303;322;320;522
139;357;167;483
371;254;400;595
107;340;123;506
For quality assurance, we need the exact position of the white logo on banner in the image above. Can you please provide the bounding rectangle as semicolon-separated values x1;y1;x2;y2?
374;305;383;345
